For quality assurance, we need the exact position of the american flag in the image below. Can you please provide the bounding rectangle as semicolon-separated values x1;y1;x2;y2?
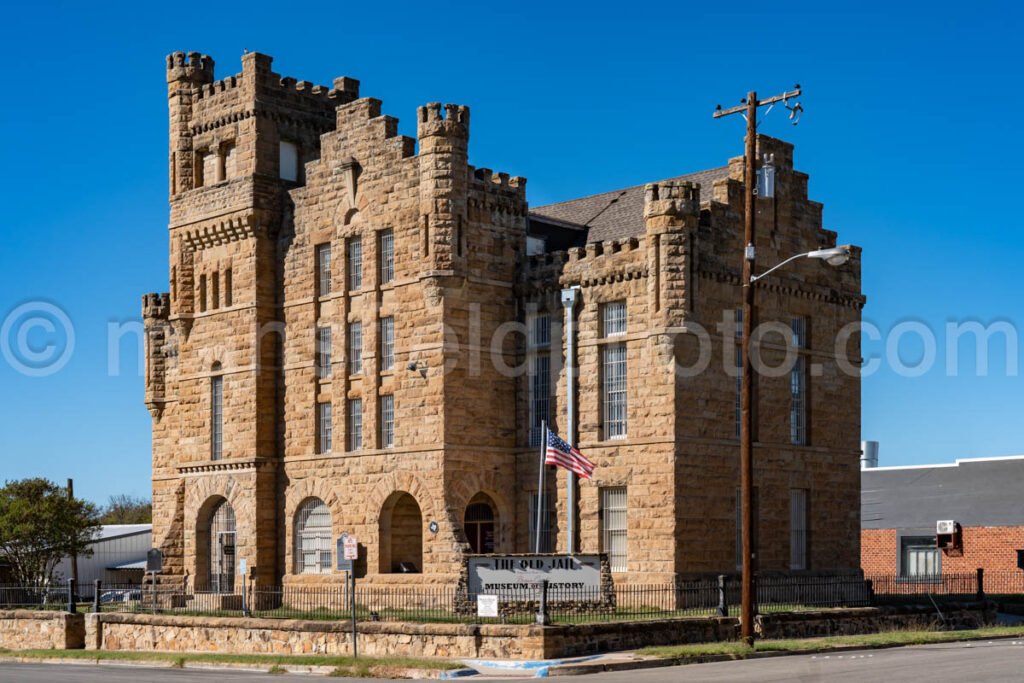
545;429;595;479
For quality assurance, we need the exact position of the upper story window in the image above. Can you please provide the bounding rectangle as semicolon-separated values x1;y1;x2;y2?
347;399;363;452
316;401;332;454
380;394;395;448
347;237;363;292
379;229;394;285
224;268;233;307
316;326;332;379
210;363;224;461
348;322;363;376
527;313;551;448
315;243;332;298
279;140;299;182
380;317;395;371
602;301;627;337
790;318;808;446
199;274;208;313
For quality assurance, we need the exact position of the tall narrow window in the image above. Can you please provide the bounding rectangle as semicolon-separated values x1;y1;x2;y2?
315;243;332;297
380;317;395;371
294;498;332;575
527;313;551;447
348;322;363;375
379;229;394;285
790;488;809;570
600;487;628;573
347;399;363;451
210;365;223;461
316;401;332;454
199;274;208;313
380;394;395;448
601;344;628;439
222;143;236;180
316;326;332;379
279;140;299;182
790;318;808;446
347;237;363;292
194;151;207;188
212;272;220;309
528;492;554;553
224;268;232;307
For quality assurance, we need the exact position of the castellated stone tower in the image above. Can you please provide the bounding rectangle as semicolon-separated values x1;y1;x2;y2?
145;51;528;588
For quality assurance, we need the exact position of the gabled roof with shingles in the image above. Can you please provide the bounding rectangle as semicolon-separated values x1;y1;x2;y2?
530;167;730;243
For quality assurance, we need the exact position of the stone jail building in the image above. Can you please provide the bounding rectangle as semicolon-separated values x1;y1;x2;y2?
143;51;865;590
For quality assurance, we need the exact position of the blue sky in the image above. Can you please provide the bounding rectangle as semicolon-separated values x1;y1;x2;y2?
0;0;1021;504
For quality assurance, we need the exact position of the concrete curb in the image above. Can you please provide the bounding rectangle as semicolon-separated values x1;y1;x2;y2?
547;634;1024;676
0;655;459;678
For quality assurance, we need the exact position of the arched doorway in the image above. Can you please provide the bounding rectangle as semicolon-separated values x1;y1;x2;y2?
207;499;236;593
464;493;497;554
379;492;423;573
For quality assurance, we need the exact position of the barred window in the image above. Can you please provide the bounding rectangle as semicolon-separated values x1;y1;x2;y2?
380;394;395;448
316;326;332;379
347;237;363;291
602;344;628;439
527;313;551;447
790;318;808;446
380;317;395;371
528;354;551;447
602;301;627;337
294;498;332;575
316;401;332;454
790;488;809;570
348;322;362;376
315;243;332;297
600;487;627;573
210;365;223;461
528;492;554;553
379;229;394;285
347;399;363;451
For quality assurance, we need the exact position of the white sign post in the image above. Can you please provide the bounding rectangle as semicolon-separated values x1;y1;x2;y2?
344;536;358;561
477;594;499;618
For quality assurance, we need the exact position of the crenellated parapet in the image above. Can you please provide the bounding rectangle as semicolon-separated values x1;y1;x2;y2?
643;181;700;325
643;181;700;230
143;292;171;320
166;52;215;86
417;103;470;142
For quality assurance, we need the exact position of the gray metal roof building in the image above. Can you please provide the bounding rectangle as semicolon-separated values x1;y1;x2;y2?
862;456;1024;532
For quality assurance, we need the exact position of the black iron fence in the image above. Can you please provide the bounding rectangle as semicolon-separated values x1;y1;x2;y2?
2;571;1019;624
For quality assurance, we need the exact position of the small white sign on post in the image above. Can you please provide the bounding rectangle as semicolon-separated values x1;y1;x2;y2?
477;594;499;618
238;558;247;577
344;536;358;561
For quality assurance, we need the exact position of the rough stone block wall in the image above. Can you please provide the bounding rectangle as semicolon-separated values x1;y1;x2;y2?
0;612;84;650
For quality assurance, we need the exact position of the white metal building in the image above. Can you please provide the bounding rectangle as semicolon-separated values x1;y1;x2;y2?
53;524;152;586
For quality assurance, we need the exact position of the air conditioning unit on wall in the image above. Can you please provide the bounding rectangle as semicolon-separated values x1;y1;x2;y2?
937;520;957;535
937;520;963;556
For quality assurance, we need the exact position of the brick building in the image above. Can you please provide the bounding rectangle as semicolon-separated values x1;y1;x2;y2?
862;456;1024;576
143;51;865;589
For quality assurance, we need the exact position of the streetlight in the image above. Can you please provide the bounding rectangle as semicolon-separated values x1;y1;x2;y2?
751;245;852;283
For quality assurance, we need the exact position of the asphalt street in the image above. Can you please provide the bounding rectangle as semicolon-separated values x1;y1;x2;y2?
1;640;1024;682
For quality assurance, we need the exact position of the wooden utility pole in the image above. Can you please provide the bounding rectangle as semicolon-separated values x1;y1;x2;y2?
713;86;801;646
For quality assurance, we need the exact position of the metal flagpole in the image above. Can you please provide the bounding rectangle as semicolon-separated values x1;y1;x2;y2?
535;420;546;553
561;287;579;554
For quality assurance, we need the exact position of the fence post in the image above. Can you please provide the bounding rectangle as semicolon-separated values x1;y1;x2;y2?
865;578;875;606
536;579;551;625
67;578;76;614
92;580;101;613
976;568;985;602
242;575;250;618
717;575;728;617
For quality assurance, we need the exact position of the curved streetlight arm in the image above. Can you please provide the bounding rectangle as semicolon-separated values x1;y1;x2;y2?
750;251;811;283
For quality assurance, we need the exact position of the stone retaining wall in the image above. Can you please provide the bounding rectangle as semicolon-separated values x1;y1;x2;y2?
755;602;996;639
0;611;84;650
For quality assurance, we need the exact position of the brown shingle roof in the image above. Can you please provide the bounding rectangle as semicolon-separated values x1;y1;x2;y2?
530;167;729;243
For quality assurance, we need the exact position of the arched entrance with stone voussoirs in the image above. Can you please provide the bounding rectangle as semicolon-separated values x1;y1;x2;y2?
379;491;423;574
464;493;498;554
195;496;237;593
